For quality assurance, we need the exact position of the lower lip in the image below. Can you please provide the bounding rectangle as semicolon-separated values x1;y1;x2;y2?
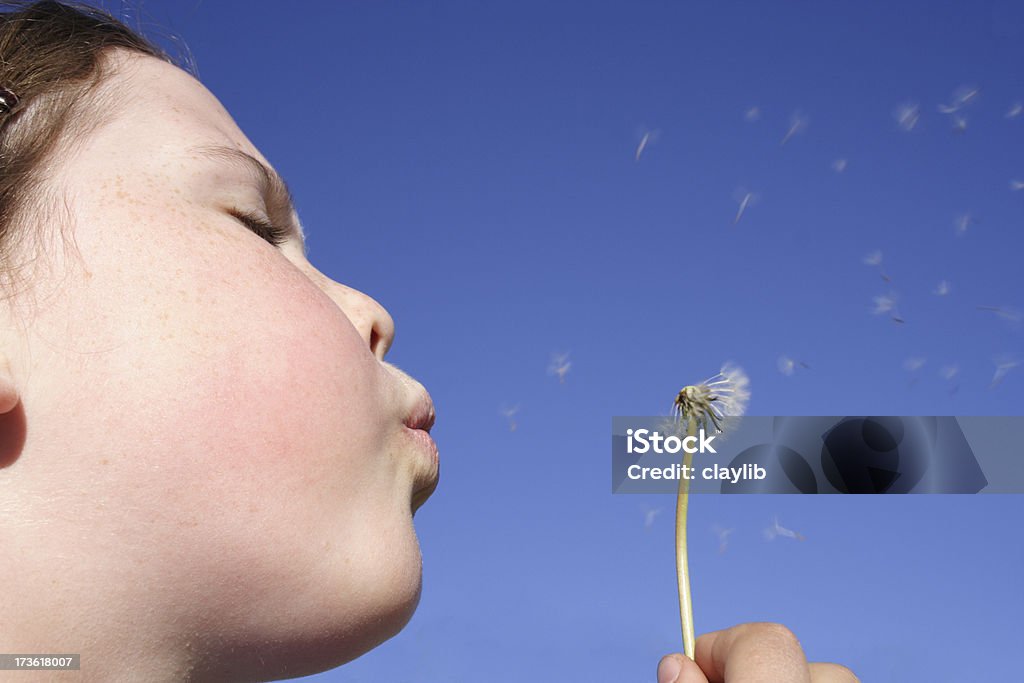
404;426;439;471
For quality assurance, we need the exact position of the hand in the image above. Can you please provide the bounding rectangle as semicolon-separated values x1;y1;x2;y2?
656;622;858;682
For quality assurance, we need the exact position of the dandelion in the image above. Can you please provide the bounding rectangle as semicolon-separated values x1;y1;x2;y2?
934;280;951;296
780;110;807;146
711;524;735;554
763;516;806;542
744;105;761;122
894;102;921;131
547;352;571;384
498;403;520;432
1007;102;1022;119
670;363;750;660
831;158;848;173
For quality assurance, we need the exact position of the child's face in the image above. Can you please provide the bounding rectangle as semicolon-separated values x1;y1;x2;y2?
4;53;438;674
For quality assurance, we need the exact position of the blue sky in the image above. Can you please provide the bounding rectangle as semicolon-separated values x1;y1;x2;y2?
115;1;1023;679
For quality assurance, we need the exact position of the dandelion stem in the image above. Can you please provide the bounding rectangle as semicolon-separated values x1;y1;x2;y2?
675;415;696;660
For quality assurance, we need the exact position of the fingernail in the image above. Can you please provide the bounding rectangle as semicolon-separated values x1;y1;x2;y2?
657;655;682;683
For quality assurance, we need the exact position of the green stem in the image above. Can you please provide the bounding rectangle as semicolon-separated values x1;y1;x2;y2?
675;417;696;660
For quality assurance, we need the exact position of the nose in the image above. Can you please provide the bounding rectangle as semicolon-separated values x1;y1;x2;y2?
315;272;395;360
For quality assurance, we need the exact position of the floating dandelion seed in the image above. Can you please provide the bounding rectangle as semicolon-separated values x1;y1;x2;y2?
1011;180;1024;192
990;355;1019;390
547;352;571;384
894;102;921;131
780;110;808;146
872;292;904;322
903;356;927;372
744;105;761;122
671;363;750;661
644;506;663;531
951;114;968;134
634;127;661;162
953;84;980;108
763;516;806;542
1008;102;1023;119
872;293;896;315
863;250;892;281
831;158;848;173
498;404;520;432
938;85;980;114
977;305;1024;325
777;355;810;376
732;187;759;225
711;524;735;555
954;213;974;235
934;280;952;296
939;364;960;381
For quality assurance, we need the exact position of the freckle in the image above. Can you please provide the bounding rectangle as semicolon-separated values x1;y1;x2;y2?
101;458;109;465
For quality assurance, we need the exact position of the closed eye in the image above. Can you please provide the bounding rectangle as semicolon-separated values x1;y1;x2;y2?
229;209;291;247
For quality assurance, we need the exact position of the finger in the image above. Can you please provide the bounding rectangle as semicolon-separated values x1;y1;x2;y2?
809;662;860;682
657;654;708;683
694;622;811;683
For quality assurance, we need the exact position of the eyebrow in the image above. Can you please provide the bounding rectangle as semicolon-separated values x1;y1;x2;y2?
189;144;307;255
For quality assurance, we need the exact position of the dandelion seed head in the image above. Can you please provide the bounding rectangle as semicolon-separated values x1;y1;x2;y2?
744;106;761;122
934;280;951;296
1011;180;1024;192
1007;101;1023;119
672;362;750;436
831;158;848;173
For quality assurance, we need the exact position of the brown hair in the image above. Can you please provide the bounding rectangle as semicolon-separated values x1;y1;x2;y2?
0;1;178;305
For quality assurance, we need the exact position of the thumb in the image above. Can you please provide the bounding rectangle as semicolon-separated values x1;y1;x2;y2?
657;654;709;683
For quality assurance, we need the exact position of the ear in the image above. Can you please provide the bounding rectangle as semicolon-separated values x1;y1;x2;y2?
0;353;20;414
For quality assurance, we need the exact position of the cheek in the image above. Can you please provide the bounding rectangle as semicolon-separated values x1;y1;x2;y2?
52;214;401;554
167;248;396;519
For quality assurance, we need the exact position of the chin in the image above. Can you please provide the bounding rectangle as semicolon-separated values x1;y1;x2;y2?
346;523;425;656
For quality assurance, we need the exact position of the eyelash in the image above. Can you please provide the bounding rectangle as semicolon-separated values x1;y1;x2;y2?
230;209;290;247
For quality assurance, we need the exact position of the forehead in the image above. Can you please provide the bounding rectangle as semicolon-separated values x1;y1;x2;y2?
104;53;270;168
